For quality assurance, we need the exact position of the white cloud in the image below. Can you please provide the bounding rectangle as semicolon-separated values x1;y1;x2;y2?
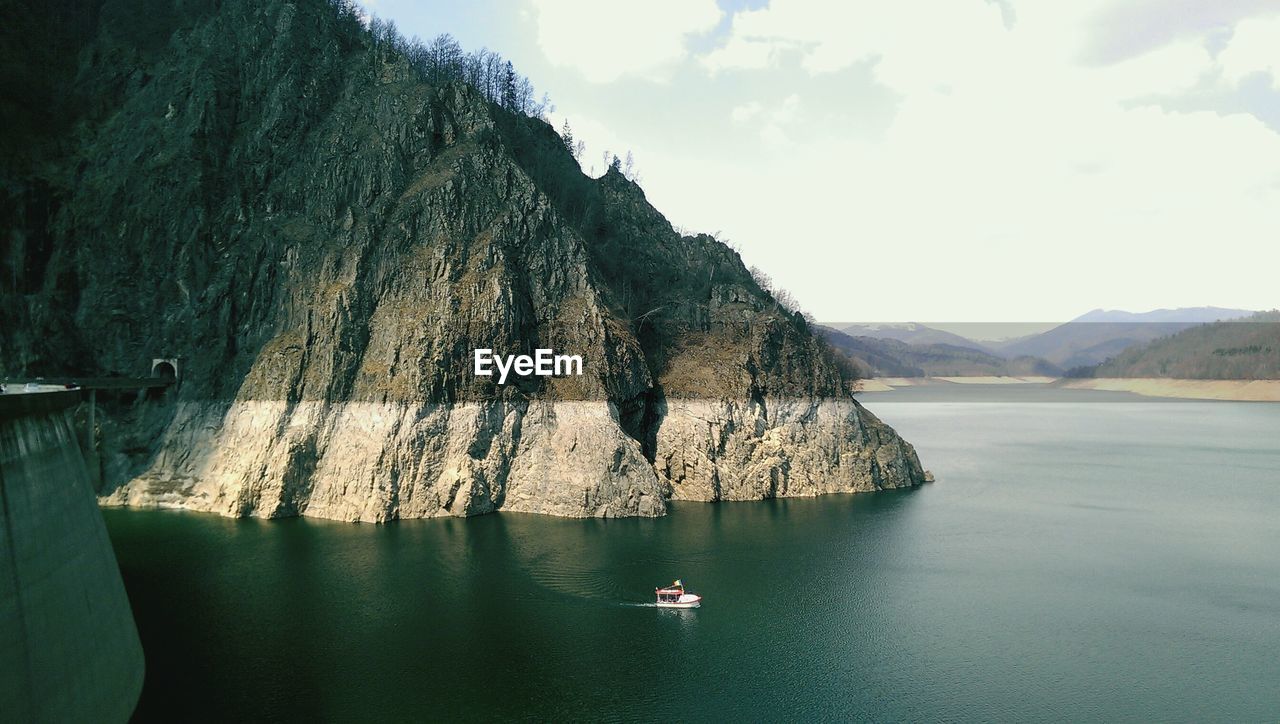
437;0;1280;319
627;0;1280;319
730;101;763;124
373;0;1280;316
729;95;805;147
1080;0;1277;64
706;0;1012;91
529;0;721;83
701;36;782;74
1218;15;1280;86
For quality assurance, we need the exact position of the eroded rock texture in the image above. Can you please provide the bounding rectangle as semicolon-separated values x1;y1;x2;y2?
3;0;926;521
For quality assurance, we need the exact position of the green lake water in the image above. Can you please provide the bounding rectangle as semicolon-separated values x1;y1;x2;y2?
104;388;1280;721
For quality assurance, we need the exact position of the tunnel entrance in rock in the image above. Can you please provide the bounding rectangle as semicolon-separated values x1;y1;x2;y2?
152;361;176;382
148;358;180;400
150;358;179;383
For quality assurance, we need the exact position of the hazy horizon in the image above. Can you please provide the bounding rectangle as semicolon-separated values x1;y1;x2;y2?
821;305;1270;341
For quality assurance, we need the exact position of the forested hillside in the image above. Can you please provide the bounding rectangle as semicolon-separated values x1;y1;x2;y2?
817;327;1061;378
1089;311;1280;379
992;307;1255;369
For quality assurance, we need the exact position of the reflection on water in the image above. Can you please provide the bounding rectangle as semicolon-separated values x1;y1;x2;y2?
105;396;1280;721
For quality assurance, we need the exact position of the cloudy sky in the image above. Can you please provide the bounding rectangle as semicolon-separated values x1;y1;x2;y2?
364;0;1280;323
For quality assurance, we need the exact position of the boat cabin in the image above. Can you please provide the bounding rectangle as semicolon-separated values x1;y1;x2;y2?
655;587;685;604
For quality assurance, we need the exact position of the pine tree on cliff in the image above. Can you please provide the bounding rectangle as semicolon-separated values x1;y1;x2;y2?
501;61;518;110
560;120;576;155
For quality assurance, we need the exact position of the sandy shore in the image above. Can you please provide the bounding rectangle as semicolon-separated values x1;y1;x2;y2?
935;376;1058;385
1058;378;1280;402
868;376;1058;388
860;376;1280;401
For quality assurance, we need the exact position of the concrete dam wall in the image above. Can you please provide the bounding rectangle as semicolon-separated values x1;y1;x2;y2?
1;391;144;722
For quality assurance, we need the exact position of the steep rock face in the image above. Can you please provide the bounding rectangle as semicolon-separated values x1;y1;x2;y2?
4;0;927;521
655;399;924;502
104;400;663;520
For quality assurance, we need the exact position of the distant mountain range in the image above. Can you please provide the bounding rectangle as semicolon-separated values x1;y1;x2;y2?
1068;307;1255;324
837;323;996;353
990;307;1256;369
827;307;1261;378
1088;311;1280;379
817;327;1062;378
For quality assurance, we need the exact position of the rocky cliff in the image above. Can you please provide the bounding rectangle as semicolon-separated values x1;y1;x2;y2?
1;0;927;521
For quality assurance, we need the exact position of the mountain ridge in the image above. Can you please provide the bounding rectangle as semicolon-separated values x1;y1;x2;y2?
837;323;997;354
817;326;1062;378
0;0;926;520
1085;310;1280;379
1069;306;1255;324
989;306;1258;368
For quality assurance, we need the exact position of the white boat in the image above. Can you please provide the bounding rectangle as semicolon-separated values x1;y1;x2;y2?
655;580;701;608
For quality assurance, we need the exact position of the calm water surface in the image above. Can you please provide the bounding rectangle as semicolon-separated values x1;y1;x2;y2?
105;388;1280;721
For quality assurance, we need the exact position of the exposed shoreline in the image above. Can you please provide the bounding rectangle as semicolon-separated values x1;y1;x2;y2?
859;376;1280;401
1057;377;1280;402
